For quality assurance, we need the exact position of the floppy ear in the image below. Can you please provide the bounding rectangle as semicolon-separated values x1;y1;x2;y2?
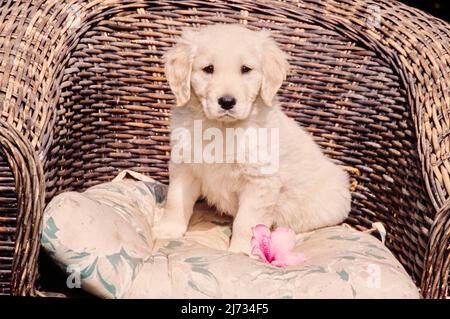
164;31;196;107
259;31;289;107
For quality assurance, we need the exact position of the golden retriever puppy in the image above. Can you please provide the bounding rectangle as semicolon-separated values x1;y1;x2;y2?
152;24;351;254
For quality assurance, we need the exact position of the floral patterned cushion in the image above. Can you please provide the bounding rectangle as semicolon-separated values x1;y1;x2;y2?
41;170;420;299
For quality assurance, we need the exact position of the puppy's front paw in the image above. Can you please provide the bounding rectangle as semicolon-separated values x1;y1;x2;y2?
228;239;251;256
152;219;186;239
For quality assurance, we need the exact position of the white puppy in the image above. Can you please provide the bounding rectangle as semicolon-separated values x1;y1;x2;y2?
152;24;351;254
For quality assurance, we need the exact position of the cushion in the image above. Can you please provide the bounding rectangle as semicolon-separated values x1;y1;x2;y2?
41;170;420;299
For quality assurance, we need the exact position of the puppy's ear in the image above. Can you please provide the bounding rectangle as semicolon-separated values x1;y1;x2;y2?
259;31;289;107
164;30;196;107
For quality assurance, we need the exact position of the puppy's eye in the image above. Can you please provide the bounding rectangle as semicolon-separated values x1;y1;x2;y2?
202;65;214;74
241;65;252;74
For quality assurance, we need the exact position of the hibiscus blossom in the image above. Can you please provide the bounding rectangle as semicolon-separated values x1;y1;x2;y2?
251;224;305;267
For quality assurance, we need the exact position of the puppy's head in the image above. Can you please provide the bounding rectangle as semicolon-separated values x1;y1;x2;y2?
165;24;289;122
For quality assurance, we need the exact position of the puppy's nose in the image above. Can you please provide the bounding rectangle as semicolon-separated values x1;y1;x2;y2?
218;95;236;110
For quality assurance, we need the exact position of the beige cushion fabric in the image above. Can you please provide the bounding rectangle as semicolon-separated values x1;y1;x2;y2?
41;170;420;299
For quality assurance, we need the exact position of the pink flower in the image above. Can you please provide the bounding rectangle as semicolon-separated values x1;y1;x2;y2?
251;224;305;267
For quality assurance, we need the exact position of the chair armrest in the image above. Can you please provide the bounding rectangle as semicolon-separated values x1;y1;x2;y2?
0;0;76;295
421;204;450;298
0;119;45;296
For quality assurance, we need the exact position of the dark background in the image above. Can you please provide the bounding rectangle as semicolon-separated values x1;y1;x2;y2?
400;0;449;22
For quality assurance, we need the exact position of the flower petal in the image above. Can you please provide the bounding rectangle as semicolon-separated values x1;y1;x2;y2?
270;258;287;267
251;224;272;240
251;224;272;262
278;251;306;267
270;226;297;259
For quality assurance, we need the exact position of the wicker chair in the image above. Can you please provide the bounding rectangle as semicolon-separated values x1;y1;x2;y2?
0;0;449;298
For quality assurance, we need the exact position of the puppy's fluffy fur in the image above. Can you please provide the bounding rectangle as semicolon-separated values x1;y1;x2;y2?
153;24;351;254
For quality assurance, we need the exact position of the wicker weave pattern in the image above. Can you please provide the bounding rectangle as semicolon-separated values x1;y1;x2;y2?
0;0;449;298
